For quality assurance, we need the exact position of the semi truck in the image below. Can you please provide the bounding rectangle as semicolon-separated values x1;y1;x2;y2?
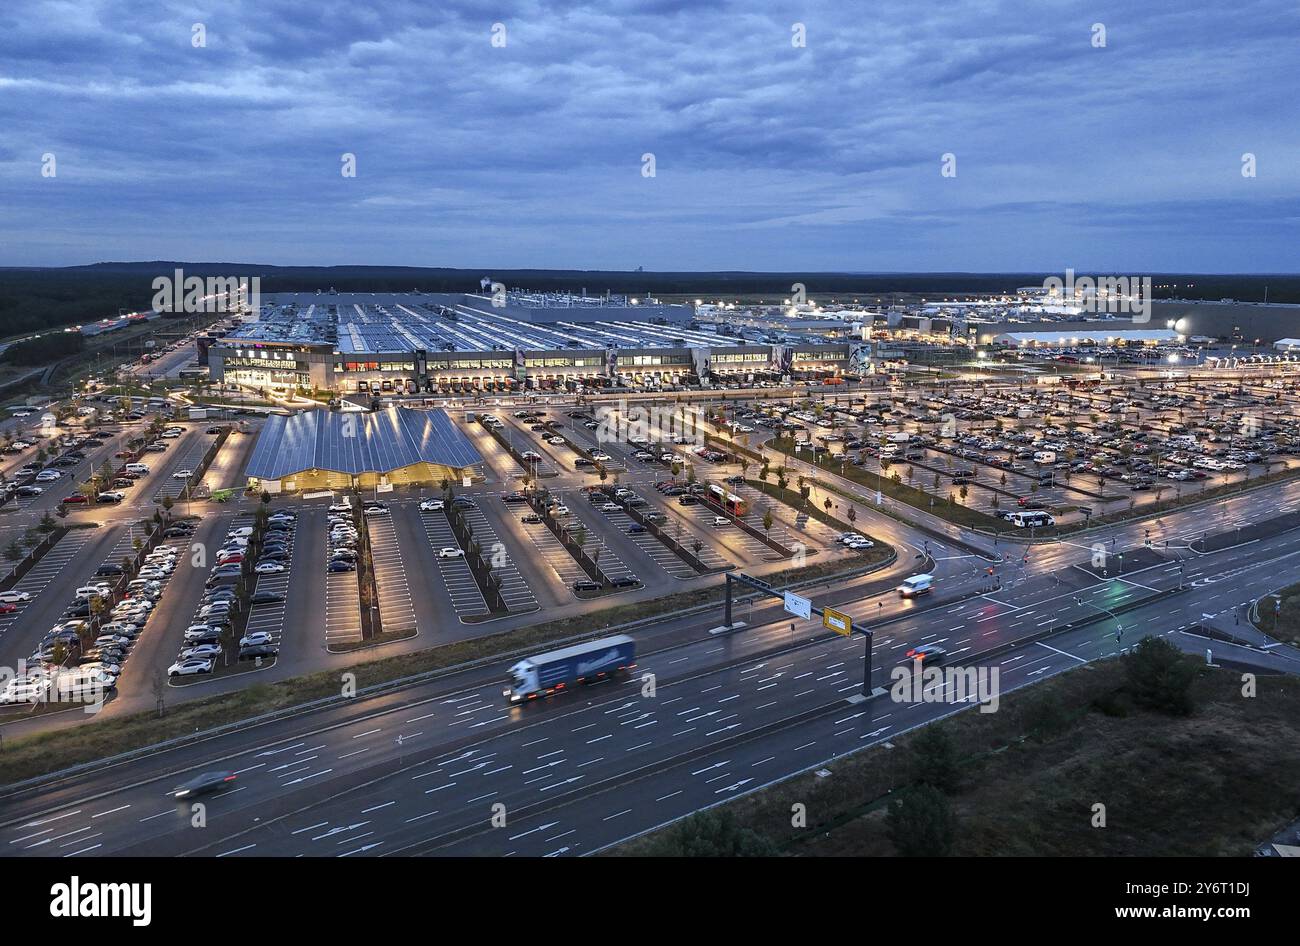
504;634;636;703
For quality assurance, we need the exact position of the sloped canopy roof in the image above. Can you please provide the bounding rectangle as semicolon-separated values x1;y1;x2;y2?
247;407;481;479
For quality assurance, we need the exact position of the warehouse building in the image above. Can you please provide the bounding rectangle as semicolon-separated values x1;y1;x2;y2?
207;290;864;394
245;406;482;493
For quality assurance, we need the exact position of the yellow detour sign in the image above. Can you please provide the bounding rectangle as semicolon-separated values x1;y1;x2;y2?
823;607;852;636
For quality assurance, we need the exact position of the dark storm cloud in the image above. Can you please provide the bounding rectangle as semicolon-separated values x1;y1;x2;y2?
0;0;1295;271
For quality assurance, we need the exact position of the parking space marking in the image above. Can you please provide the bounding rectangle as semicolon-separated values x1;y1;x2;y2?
420;509;489;618
366;515;418;631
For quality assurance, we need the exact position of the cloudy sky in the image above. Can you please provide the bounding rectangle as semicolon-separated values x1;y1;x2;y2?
2;0;1297;271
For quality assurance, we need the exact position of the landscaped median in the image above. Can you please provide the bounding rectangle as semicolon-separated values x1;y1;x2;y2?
0;539;898;785
1254;581;1300;647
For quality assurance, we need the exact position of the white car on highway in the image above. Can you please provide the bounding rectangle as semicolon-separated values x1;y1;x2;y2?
168;658;214;677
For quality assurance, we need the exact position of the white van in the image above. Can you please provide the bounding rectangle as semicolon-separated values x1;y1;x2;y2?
1011;510;1055;529
124;463;149;475
886;432;910;443
897;574;933;598
227;527;254;539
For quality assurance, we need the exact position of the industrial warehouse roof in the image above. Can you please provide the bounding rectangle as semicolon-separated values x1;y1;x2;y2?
993;329;1181;345
246;407;482;480
224;293;747;355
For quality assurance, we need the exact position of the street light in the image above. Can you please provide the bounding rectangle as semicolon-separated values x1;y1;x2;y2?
1074;595;1124;646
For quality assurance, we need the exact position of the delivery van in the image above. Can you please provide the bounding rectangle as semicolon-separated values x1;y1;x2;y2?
897;574;933;598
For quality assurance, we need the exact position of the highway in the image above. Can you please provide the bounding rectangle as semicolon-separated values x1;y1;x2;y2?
2;482;1297;857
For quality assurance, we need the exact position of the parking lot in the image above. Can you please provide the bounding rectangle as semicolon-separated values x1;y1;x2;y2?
366;513;418;634
418;506;489;619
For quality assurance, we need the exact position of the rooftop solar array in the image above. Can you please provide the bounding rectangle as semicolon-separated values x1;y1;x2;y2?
246;407;482;480
222;293;745;356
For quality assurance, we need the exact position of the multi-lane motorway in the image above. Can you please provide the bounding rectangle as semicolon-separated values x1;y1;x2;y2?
2;464;1297;857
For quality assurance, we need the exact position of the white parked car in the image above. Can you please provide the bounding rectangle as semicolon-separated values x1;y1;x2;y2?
591;452;612;462
254;561;285;574
179;644;223;660
171;469;193;480
168;658;214;677
437;547;464;559
362;506;390;517
419;499;444;512
239;632;273;648
0;591;31;604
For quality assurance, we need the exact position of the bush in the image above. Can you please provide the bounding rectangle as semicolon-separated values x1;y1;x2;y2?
908;725;961;793
1022;691;1072;737
640;809;779;857
1122;637;1198;716
886;784;956;856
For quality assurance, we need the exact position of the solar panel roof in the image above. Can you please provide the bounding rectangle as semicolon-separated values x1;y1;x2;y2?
246;407;482;479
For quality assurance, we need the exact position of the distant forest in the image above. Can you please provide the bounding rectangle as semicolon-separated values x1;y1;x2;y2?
0;264;1297;339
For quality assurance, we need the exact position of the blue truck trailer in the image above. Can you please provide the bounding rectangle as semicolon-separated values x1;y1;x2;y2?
504;634;636;702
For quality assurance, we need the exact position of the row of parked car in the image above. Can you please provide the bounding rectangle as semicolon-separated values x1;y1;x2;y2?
2;429;119;501
326;500;362;573
1;543;183;705
168;513;293;676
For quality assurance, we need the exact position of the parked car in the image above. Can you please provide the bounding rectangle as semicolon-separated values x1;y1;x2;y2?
168;658;214;678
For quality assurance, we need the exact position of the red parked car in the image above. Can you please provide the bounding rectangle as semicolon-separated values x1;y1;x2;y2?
61;494;88;504
0;602;17;614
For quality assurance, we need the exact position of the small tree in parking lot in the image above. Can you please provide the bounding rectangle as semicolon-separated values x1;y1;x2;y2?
762;509;773;536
